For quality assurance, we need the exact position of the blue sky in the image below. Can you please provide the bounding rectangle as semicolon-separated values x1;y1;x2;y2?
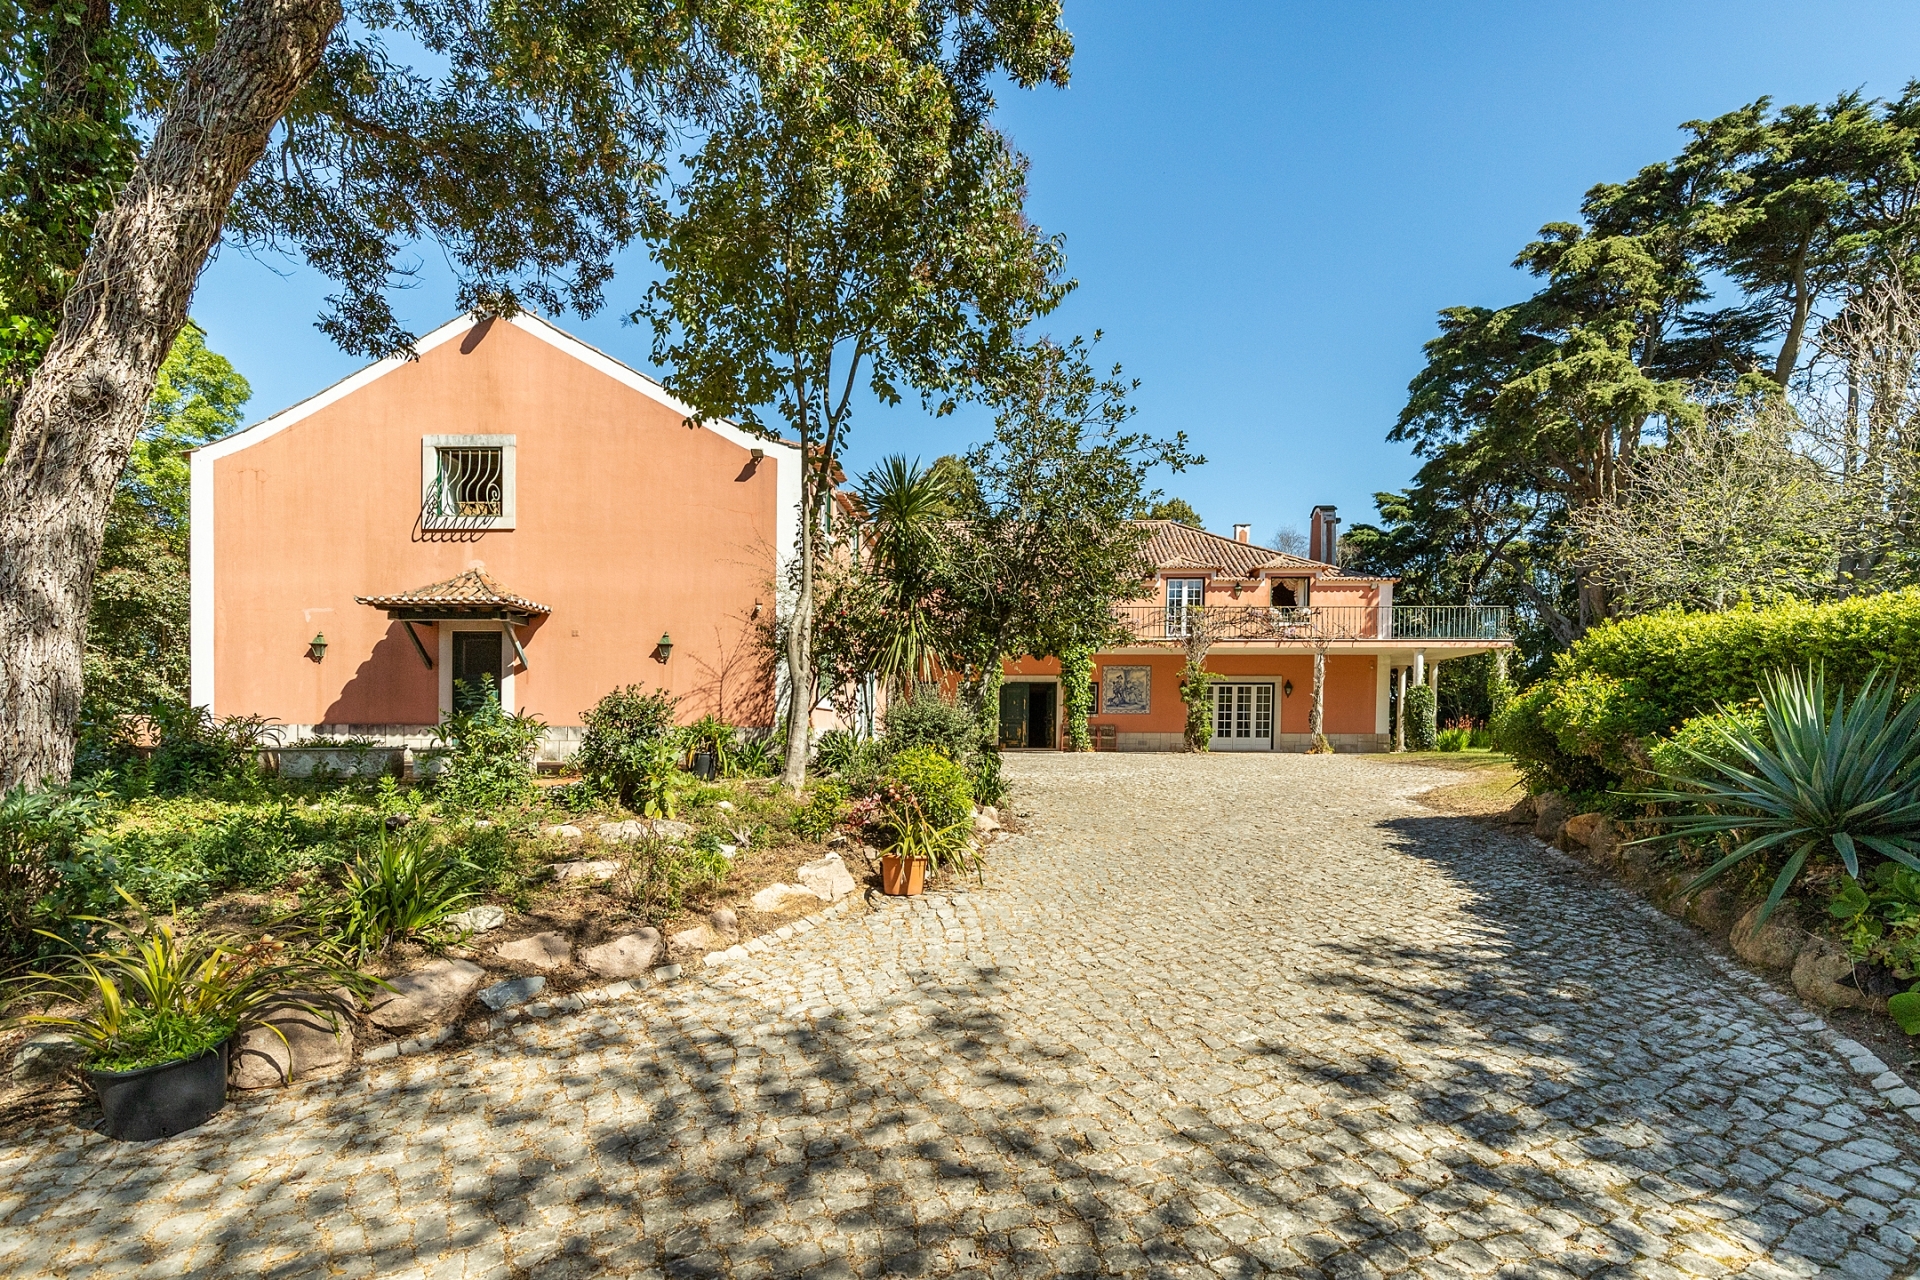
192;1;1920;546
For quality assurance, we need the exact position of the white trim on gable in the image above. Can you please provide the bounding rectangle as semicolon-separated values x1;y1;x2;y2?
188;312;803;714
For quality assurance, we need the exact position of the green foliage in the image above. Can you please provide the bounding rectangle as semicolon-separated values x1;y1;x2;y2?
330;830;476;954
1180;662;1215;752
811;730;881;778
1137;497;1201;525
1828;863;1920;974
89;1006;233;1074
629;838;731;920
433;680;542;810
882;691;978;766
1403;684;1439;752
728;734;778;779
882;746;974;833
5;898;371;1071
574;685;680;809
877;791;977;878
1636;667;1920;925
1436;726;1470;752
83;326;250;737
1646;704;1770;784
1502;593;1920;793
0;784;108;966
1889;990;1920;1037
793;783;850;843
1060;644;1094;751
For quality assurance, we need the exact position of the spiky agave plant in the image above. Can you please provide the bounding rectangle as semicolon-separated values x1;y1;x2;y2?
1636;666;1920;926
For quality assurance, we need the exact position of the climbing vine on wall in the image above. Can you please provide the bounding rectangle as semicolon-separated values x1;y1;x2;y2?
1061;644;1094;751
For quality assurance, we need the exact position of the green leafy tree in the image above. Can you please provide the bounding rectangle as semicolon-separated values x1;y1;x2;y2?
638;8;1074;789
944;335;1201;685
1137;496;1201;526
85;325;250;732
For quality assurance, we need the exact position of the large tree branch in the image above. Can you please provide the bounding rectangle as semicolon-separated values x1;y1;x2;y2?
0;0;344;787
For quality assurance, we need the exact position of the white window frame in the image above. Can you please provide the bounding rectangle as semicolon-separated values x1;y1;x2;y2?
422;434;517;530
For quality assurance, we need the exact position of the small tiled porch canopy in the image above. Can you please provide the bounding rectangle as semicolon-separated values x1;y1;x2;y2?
356;569;550;668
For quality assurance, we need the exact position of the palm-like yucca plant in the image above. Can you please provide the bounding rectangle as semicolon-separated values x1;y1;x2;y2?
334;829;476;954
4;891;375;1073
1637;666;1920;925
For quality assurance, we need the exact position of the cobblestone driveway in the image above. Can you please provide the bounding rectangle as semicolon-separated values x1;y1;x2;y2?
4;753;1920;1279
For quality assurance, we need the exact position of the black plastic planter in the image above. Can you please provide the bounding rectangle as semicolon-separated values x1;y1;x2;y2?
691;749;717;780
90;1042;229;1141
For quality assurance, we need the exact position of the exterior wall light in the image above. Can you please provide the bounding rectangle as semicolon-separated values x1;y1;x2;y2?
308;632;328;662
653;632;673;663
1282;679;1293;698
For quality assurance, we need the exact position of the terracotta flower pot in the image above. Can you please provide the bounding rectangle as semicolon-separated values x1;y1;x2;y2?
880;855;927;896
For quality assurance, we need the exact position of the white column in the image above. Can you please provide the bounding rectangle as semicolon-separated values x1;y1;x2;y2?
1412;649;1426;684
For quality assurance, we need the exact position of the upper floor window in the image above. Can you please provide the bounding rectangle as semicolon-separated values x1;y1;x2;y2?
422;435;516;530
1166;577;1205;634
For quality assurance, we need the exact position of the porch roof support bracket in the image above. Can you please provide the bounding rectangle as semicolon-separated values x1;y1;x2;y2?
507;621;530;672
403;621;435;670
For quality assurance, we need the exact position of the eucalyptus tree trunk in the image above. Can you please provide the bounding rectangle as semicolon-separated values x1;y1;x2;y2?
780;457;822;791
0;0;342;789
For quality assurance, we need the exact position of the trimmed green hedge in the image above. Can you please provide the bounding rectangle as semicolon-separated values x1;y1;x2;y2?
1403;684;1438;751
1496;592;1920;801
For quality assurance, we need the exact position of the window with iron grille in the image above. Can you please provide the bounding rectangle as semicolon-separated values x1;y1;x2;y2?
421;435;516;528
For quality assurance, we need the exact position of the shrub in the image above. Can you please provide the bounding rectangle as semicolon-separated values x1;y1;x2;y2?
1646;703;1770;785
574;685;680;807
1506;592;1920;796
811;729;867;775
1636;666;1920;925
793;782;849;842
330;829;476;954
629;838;731;918
1436;726;1470;752
882;690;977;763
883;745;973;832
1492;684;1613;798
434;680;543;810
0;785;110;966
1829;862;1920;975
1403;684;1438;751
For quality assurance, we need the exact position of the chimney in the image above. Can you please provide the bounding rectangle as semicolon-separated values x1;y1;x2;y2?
1309;505;1340;565
1233;523;1250;543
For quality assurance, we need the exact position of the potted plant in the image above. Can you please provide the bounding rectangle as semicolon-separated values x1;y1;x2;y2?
877;793;975;897
4;894;374;1141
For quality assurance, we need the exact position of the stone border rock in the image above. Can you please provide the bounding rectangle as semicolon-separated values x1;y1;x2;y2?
351;894;865;1066
1527;831;1920;1128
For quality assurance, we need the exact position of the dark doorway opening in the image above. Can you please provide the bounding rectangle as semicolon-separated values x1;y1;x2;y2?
998;682;1057;749
452;630;502;711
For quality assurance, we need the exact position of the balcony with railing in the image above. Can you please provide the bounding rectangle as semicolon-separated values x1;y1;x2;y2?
1115;603;1512;644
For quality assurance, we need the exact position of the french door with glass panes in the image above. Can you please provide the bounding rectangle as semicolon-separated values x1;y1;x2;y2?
1166;577;1205;637
1210;682;1273;751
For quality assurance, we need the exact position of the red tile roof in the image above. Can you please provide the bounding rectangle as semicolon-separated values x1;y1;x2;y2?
1137;521;1367;578
356;569;552;615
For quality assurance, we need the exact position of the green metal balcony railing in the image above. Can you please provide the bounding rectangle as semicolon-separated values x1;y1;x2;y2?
1115;603;1513;644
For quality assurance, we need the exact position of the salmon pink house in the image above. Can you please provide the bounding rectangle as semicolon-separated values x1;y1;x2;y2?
189;313;800;757
996;515;1514;752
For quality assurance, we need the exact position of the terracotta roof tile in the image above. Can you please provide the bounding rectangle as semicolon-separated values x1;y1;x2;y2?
1137;520;1368;578
356;569;551;615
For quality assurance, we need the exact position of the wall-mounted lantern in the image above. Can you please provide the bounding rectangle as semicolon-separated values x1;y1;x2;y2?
308;632;329;662
1282;678;1293;698
652;632;673;663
